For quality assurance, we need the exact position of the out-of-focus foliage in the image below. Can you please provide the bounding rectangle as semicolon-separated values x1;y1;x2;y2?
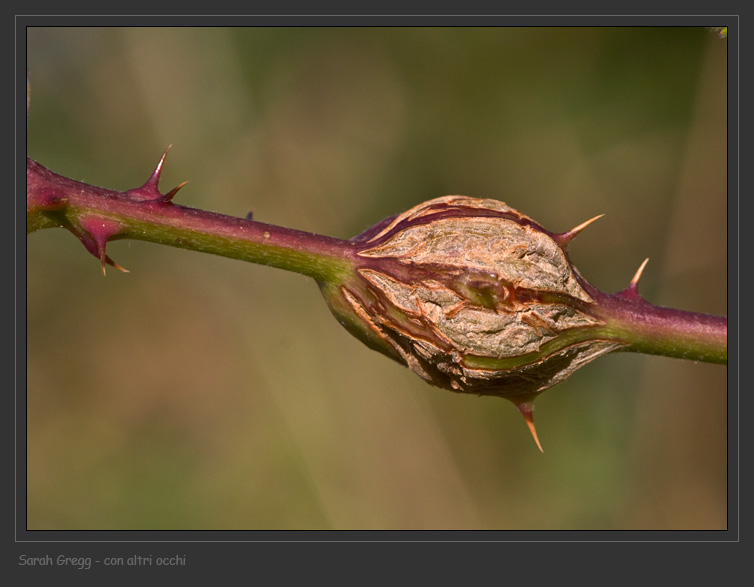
26;26;727;530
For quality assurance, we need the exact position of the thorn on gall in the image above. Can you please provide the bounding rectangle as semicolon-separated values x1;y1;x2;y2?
514;400;544;452
554;214;605;249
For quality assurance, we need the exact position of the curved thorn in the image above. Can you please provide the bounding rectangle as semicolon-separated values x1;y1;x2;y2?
99;249;129;276
629;258;650;291
555;214;605;248
111;261;129;274
164;180;190;201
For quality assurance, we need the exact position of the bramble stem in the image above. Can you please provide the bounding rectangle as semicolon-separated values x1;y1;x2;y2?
26;157;356;284
26;156;727;367
592;291;727;364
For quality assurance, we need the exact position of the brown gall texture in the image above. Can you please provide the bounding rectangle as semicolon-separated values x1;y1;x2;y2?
341;196;622;401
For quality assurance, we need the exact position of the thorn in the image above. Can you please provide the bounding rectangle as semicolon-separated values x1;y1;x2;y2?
146;144;173;190
125;146;182;202
245;210;254;221
554;214;604;248
164;180;190;201
515;400;543;452
616;258;649;300
629;258;650;291
95;238;129;276
100;254;129;275
78;217;129;276
91;229;110;275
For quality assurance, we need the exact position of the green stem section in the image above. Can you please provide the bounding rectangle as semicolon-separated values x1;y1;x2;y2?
591;291;727;364
26;157;356;284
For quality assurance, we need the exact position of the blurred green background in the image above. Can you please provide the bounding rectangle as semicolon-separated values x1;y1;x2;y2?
26;26;727;530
